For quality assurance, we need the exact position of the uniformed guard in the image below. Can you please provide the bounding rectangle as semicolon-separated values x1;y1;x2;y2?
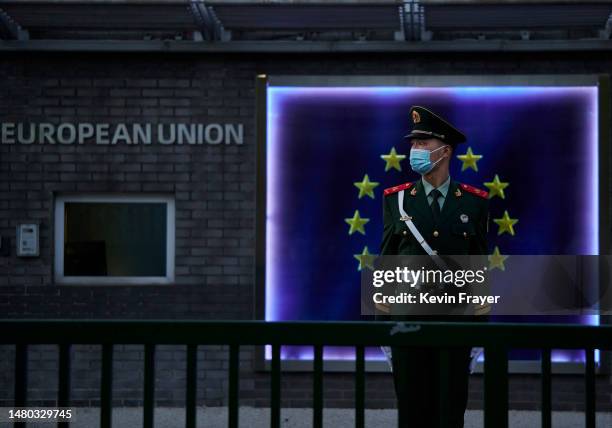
376;105;490;428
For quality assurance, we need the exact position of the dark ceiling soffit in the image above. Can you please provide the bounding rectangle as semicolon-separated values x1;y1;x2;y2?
2;39;612;52
424;4;612;31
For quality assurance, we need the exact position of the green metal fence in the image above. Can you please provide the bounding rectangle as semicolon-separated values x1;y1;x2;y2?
1;320;611;428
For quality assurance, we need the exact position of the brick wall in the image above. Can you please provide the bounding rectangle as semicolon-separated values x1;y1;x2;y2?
0;51;611;411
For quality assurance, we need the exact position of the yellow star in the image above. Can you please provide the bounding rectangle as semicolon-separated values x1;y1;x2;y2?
345;210;370;235
483;175;509;199
488;246;509;271
354;174;380;199
354;246;376;271
456;146;483;172
380;147;406;172
493;210;518;236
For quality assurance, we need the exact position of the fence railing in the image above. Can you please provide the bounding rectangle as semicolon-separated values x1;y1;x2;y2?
1;320;611;428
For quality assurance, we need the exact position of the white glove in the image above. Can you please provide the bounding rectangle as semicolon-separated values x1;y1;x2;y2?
469;347;484;373
380;346;393;371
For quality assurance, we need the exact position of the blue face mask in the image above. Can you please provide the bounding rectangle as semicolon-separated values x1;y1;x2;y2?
409;145;447;175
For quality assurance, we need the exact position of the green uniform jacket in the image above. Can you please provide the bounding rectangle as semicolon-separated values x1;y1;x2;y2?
375;178;490;320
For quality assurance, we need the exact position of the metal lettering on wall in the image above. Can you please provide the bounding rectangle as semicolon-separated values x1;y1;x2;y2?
0;122;244;145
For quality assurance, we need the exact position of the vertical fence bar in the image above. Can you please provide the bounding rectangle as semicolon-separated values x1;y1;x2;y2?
271;344;281;428
58;344;71;428
355;345;365;428
313;345;323;428
228;344;239;428
438;348;451;428
15;344;27;405
186;345;197;428
541;348;551;428
15;344;27;428
585;348;595;428
484;347;508;428
100;344;113;428
143;344;155;428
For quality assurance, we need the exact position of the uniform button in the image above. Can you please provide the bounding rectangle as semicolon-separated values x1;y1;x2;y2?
402;230;407;236
463;232;467;238
433;230;439;237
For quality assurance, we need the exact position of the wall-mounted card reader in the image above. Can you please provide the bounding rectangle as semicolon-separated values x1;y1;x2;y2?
16;224;39;257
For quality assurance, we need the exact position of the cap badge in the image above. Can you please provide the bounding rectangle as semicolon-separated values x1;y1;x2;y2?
412;110;421;124
460;214;469;223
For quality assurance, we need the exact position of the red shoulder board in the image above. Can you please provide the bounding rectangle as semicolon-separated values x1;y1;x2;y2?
383;182;414;196
459;183;488;199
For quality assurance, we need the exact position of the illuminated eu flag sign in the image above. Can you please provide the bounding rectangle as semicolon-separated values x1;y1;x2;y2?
260;76;601;363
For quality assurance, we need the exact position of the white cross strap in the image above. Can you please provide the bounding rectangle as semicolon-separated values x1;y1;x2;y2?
398;189;438;257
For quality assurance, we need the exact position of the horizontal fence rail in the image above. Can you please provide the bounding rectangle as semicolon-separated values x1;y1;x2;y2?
1;320;611;428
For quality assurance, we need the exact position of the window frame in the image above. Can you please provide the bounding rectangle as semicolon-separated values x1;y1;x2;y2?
54;194;175;285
